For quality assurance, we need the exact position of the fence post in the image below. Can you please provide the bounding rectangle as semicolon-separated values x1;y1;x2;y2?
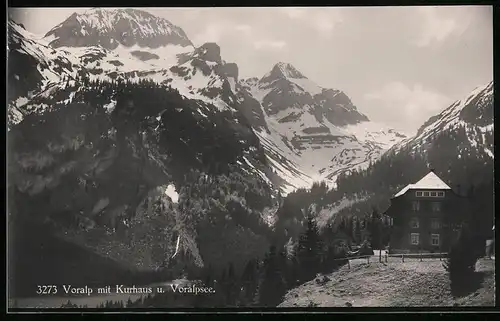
420;252;423;262
367;256;370;264
348;260;351;269
385;253;388;263
402;254;404;263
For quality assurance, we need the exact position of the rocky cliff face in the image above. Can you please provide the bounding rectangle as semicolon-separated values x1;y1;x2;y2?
394;81;493;157
44;8;193;49
239;62;406;190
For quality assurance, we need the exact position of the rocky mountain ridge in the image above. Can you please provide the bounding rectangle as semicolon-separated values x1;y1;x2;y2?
240;62;407;191
44;8;193;49
8;9;408;192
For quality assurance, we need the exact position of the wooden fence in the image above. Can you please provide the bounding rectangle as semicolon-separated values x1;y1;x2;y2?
341;252;449;269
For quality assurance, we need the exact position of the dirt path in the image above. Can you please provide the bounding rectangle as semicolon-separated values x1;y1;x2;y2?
279;257;495;307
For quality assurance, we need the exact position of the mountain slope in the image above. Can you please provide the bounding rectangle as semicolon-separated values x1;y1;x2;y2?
393;81;494;158
8;17;238;131
43;8;195;74
306;81;494;229
8;78;278;285
9;11;407;194
44;8;193;49
239;62;406;190
8;18;285;288
8;20;84;126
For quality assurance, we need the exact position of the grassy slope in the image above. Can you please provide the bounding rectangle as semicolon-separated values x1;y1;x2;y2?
279;256;495;307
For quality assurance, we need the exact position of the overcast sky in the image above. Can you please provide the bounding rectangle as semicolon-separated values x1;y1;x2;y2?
10;6;493;134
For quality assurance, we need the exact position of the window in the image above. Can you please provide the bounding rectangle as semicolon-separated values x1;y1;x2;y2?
432;202;442;212
430;191;437;197
431;218;441;229
410;233;420;245
416;191;423;197
437;191;445;197
423;191;430;197
431;234;440;246
412;201;420;211
410;217;420;229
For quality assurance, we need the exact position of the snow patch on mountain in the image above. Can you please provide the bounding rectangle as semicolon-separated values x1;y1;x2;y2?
255;128;314;194
312;194;370;228
342;121;407;149
165;184;179;203
113;43;193;67
60;45;156;73
289;78;323;96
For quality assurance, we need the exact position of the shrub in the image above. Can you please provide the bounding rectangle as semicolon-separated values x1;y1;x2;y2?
443;224;482;295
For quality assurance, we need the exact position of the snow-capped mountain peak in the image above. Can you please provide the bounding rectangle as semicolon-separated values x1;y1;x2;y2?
417;81;493;134
391;80;493;159
235;60;407;192
261;62;307;82
44;8;193;50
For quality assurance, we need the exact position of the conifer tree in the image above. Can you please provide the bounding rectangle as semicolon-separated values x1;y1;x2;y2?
258;245;287;307
443;223;483;295
217;268;228;306
369;207;382;250
296;214;323;281
225;262;238;306
345;217;354;241
354;219;362;245
240;259;259;306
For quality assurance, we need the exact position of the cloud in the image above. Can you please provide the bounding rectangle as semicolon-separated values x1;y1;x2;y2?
235;24;252;35
281;7;343;34
313;12;343;33
365;81;453;133
282;7;307;20
253;40;287;50
191;23;225;44
413;6;471;47
192;20;284;52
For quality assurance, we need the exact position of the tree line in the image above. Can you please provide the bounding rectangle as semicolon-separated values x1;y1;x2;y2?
60;213;353;308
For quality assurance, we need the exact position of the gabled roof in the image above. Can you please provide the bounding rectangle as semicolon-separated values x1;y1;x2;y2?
393;171;451;198
393;184;414;198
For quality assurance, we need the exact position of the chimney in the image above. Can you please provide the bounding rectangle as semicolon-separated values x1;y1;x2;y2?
456;184;461;196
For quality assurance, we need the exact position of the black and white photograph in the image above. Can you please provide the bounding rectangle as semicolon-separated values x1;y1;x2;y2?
7;6;494;310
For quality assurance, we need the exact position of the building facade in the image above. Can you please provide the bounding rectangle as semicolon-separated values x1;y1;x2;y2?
385;171;468;253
